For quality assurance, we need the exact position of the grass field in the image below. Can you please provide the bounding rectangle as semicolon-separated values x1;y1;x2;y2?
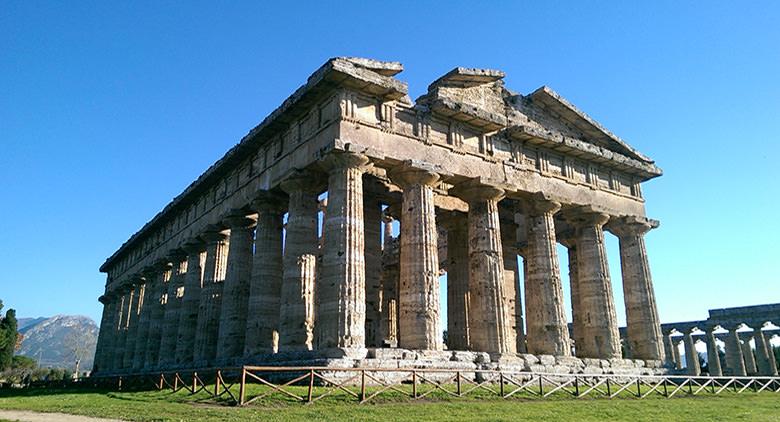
1;384;779;421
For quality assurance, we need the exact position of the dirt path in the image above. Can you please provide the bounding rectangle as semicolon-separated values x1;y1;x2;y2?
0;409;124;422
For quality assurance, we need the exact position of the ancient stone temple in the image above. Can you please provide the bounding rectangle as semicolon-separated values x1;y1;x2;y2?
92;57;666;376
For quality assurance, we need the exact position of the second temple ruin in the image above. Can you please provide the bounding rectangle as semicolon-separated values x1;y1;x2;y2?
92;57;668;376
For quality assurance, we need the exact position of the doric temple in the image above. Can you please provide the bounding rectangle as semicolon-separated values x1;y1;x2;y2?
92;57;667;376
660;303;779;377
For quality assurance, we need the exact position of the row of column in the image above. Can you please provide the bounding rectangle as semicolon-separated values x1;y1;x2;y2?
664;327;778;376
93;152;666;374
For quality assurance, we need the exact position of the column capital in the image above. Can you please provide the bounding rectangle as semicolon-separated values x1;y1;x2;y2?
606;216;659;238
223;209;257;230
437;210;467;229
388;160;440;189
181;238;206;254
167;248;188;263
561;206;609;228
319;151;371;174
449;178;505;203
280;169;324;194
200;225;228;243
522;193;561;217
251;190;288;214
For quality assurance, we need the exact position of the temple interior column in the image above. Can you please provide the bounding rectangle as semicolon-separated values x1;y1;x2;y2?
159;254;186;369
364;196;383;348
112;292;128;371
193;228;229;366
451;179;512;356
122;283;140;370
132;274;152;371
741;333;758;375
522;197;570;356
389;161;442;351
279;173;320;352
175;240;205;366
145;263;170;370
378;212;399;347
725;326;747;376
608;217;664;361
516;248;529;354
705;328;723;376
754;329;778;376
216;212;256;362
244;193;286;357
500;216;520;354
317;152;370;357
565;209;620;359
672;338;683;370
663;331;676;368
558;233;584;358
683;330;701;376
441;211;469;351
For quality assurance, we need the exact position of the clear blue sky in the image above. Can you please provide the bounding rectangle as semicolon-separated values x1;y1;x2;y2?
1;2;778;328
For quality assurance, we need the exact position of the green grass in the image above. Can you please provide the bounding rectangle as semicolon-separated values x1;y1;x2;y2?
0;383;778;422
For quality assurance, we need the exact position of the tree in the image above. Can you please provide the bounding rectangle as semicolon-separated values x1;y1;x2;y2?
0;305;18;371
63;331;92;379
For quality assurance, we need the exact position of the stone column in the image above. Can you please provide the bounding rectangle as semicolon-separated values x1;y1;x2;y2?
122;281;141;370
244;192;286;357
364;196;383;348
175;240;205;366
683;330;701;376
93;295;116;373
500;217;520;354
741;334;758;375
279;173;320;352
672;339;683;370
754;330;778;376
441;211;469;351
389;161;442;351
725;326;747;376
705;328;723;376
378;212;399;347
317;152;371;357
522;197;570;356
215;212;256;363
663;331;676;367
558;233;585;358
112;291;128;371
193;228;229;366
608;217;664;361
132;274;153;371
564;209;620;359
159;253;187;369
516;247;529;354
145;263;170;369
451;179;513;356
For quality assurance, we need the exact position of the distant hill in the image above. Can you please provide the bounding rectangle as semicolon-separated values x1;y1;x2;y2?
16;315;98;372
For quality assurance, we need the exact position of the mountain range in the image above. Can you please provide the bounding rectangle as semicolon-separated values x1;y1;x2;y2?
16;315;98;372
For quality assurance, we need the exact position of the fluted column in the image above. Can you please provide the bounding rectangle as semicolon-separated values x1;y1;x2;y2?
500;217;520;354
683;330;700;375
558;233;584;358
671;338;683;370
389;161;442;351
451;179;512;356
193;228;229;366
607;217;664;361
317;152;371;357
145;263;170;369
725;326;747;376
93;295;116;373
441;211;469;351
244;192;286;357
175;240;205;366
364;196;383;348
564;209;620;359
663;331;676;367
754;329;778;376
741;334;758;375
215;212;256;363
522;197;570;356
112;291;128;371
132;273;153;371
378;212;399;347
279;173;320;352
705;328;722;376
122;281;141;370
159;253;187;369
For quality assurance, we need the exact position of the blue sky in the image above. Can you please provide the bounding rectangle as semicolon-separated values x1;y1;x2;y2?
1;2;778;329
